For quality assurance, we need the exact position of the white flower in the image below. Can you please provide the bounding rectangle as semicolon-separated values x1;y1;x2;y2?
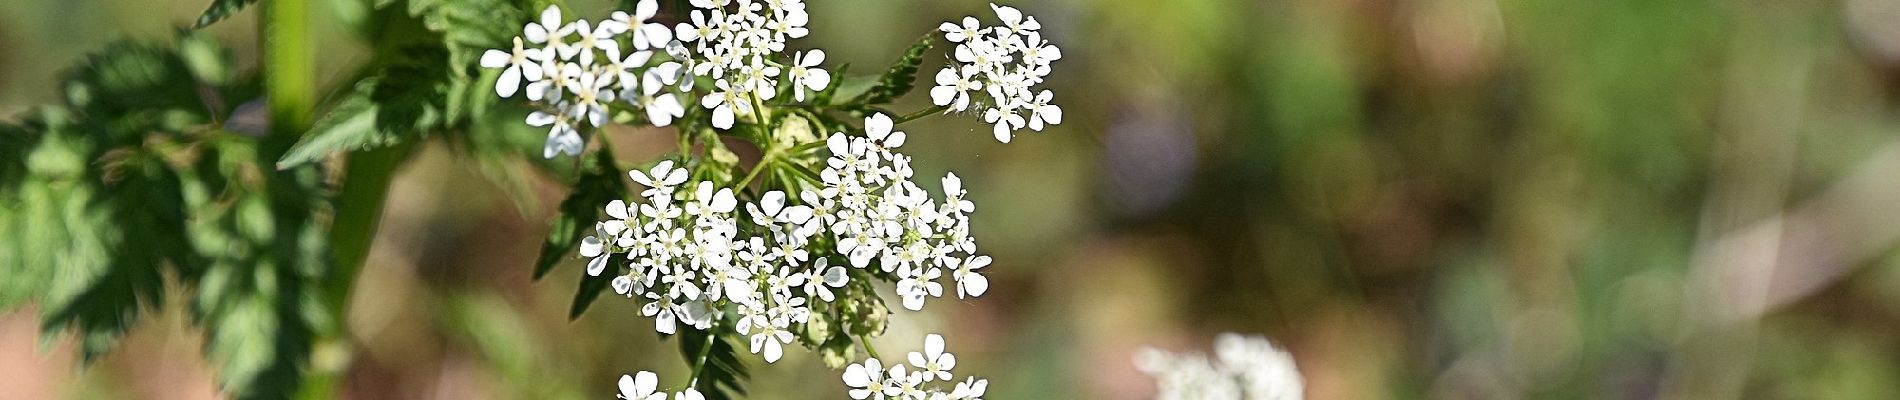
1137;334;1304;400
618;371;667;400
672;388;705;400
611;0;674;50
480;36;545;98
569;19;622;66
930;65;981;111
989;3;1040;34
864;113;906;148
896;265;943;311
747;323;794;363
566;70;616;127
950;377;988;400
524;6;574;56
630;161;690;198
641;300;680;334
746;190;814;226
700;87;742;129
844;358;890;400
528;110;582;158
1025;89;1061;131
909;334;958;382
800;258;848;302
951;255;989;298
939;17;982;43
788;50;830;102
982;107;1024;143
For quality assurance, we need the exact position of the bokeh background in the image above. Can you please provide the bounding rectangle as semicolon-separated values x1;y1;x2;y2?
9;0;1900;398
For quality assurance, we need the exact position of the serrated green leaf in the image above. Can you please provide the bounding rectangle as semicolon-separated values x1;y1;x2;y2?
846;34;935;107
278;86;399;168
194;0;259;28
536;150;627;281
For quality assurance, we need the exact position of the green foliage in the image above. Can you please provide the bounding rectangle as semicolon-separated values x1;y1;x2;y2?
679;328;751;400
194;0;260;28
525;150;628;318
1;32;333;399
278;83;402;168
843;34;935;109
282;0;522;167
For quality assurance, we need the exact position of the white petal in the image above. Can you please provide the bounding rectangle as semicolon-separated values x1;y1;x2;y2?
495;67;521;98
711;188;736;212
586;254;609;276
865;113;893;138
711;105;734;129
844;364;871;387
961;273;988;297
763;340;783;363
580;236;604;257
607;200;630;219
925;333;945;357
480;49;510;68
620;374;641;397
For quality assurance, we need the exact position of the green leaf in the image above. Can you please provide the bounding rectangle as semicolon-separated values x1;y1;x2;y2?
194;0;260;28
567;252;620;320
277;86;401;168
536;150;627;282
679;329;751;400
187;139;333;400
846;33;935;107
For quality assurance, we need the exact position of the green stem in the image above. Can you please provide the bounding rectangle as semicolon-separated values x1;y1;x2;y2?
891;104;949;126
858;334;881;360
263;0;313;149
686;333;717;387
735;153;773;190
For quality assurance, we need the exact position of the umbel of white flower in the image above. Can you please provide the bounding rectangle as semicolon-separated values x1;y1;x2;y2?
486;0;1058;397
1135;334;1304;400
586;113;992;363
932;4;1063;143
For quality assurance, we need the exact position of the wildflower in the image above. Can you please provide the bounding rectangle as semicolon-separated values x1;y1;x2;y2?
788;50;831;102
611;0;674;50
480;36;545;98
618;371;667;400
1137;334;1304;400
909;334;957;382
933;3;1062;142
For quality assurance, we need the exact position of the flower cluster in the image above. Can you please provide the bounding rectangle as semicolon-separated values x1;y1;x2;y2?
1134;334;1304;400
841;334;988;400
811;113;989;311
482;2;687;158
584;160;830;363
583;113;992;365
673;0;828;129
931;4;1063;143
619;371;705;400
479;1;1061;396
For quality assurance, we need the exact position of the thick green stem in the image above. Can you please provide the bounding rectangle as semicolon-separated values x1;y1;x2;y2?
262;0;313;153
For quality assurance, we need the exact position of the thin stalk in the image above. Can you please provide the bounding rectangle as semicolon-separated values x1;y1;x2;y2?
858;334;881;360
686;333;718;387
891;104;949;126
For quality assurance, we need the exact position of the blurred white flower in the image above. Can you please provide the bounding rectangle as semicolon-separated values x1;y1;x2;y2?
1136;334;1304;400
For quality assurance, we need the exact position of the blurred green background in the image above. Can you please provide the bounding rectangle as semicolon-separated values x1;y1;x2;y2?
9;0;1900;398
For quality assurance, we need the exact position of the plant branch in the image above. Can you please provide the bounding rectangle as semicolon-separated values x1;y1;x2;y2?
686;332;718;386
891;104;949;126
